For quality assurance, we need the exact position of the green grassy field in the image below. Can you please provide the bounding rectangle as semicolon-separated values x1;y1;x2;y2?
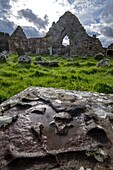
0;54;113;103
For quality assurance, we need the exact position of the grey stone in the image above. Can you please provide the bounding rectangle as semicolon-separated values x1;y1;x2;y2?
94;53;104;60
0;50;9;62
0;55;7;63
0;115;18;127
0;115;13;127
96;58;111;67
18;55;31;64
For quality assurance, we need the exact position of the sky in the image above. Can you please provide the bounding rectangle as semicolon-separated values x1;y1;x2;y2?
0;0;113;47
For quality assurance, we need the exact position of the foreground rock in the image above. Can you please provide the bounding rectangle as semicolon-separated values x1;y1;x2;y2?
0;87;113;170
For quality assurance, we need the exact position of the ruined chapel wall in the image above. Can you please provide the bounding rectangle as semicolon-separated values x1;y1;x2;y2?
0;32;9;52
28;37;49;54
8;12;103;56
45;11;103;56
8;39;28;53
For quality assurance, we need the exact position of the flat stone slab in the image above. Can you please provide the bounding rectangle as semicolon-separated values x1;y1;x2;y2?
0;87;113;170
34;61;59;67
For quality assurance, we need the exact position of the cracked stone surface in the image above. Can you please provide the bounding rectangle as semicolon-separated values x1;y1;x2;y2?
0;87;113;170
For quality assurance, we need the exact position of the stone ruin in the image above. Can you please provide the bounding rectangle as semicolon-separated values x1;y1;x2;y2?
9;26;28;53
107;43;113;57
0;11;105;56
1;86;113;170
1;11;113;57
0;32;9;53
45;12;103;56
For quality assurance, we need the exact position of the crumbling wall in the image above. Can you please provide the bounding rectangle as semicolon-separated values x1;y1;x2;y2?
9;26;28;53
28;37;49;54
0;32;9;52
106;43;113;57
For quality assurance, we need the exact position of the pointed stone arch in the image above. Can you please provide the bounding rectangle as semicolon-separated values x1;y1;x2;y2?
45;11;103;56
62;35;70;46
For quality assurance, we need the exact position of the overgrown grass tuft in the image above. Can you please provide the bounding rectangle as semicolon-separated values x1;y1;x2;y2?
93;83;113;94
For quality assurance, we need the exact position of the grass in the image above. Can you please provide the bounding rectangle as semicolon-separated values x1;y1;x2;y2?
0;54;113;103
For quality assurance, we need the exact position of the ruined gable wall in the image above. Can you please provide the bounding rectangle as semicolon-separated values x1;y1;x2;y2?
45;11;103;56
9;26;28;53
108;43;113;49
86;36;103;56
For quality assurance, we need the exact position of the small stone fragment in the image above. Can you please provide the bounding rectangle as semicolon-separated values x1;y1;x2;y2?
0;115;18;127
26;105;46;115
53;112;72;120
31;122;44;141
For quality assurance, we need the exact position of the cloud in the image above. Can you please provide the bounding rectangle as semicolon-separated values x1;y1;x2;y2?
11;0;19;2
66;0;113;47
0;0;11;11
0;0;113;48
100;26;113;38
67;0;75;4
0;0;11;18
18;8;49;30
100;1;113;24
0;19;15;34
23;26;45;38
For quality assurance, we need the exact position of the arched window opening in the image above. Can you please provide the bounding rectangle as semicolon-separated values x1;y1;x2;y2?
62;35;70;46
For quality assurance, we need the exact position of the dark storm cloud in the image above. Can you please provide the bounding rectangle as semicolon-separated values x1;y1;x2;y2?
11;0;19;2
0;0;15;33
0;0;11;11
0;19;15;34
100;1;113;24
23;26;44;38
18;9;49;30
100;26;113;38
0;0;11;18
67;0;75;5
